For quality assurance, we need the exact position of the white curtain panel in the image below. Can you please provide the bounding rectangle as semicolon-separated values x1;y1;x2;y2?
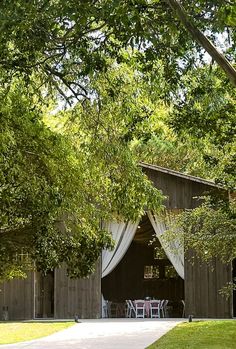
148;211;184;279
102;220;139;278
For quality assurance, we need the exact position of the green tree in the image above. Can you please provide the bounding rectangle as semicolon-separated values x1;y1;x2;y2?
167;196;236;288
0;76;163;280
1;1;236;280
0;0;235;98
169;65;236;189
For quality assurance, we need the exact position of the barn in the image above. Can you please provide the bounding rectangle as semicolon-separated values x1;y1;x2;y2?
0;162;234;320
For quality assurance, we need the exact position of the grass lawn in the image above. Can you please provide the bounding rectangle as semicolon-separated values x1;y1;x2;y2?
147;320;236;349
0;321;75;344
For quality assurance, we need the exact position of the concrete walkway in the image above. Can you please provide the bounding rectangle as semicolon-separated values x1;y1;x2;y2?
0;318;183;349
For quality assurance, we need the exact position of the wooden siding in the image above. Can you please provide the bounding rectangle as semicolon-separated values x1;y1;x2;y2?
0;260;101;320
185;252;232;318
142;167;217;209
0;273;34;320
54;259;101;319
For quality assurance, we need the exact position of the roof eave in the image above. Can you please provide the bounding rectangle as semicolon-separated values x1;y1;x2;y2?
140;162;223;189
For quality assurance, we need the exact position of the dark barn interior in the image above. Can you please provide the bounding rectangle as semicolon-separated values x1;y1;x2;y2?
102;214;184;317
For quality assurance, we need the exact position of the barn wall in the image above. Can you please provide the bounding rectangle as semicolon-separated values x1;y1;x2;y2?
185;253;232;318
54;259;101;319
0;273;34;320
0;259;101;320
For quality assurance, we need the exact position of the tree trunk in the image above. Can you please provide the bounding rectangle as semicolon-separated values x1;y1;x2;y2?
165;0;236;87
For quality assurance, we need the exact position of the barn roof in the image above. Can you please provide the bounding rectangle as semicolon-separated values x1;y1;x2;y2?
140;162;222;188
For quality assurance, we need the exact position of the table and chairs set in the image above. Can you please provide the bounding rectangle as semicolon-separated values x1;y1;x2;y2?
126;299;169;318
103;299;170;318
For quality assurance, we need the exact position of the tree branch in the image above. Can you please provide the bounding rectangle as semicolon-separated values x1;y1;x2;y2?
45;64;90;101
165;0;236;87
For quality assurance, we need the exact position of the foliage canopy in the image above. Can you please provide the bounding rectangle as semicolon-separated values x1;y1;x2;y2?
0;70;163;280
0;0;236;280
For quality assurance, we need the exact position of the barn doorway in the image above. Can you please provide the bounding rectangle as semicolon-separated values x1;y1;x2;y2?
34;271;54;318
102;214;184;317
233;259;236;317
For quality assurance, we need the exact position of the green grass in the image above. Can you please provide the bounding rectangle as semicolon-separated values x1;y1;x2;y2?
0;321;75;344
147;320;236;349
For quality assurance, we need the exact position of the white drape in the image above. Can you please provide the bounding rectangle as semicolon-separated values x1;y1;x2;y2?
102;220;139;278
148;211;184;279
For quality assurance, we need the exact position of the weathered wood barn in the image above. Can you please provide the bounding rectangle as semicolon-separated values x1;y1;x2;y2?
0;163;234;320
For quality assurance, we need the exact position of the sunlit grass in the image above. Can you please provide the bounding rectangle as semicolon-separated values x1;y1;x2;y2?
147;320;236;349
0;322;75;344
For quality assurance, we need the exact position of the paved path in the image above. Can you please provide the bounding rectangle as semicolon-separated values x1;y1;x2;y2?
0;318;183;349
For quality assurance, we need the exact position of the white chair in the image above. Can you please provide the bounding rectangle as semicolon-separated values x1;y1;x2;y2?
103;300;111;318
126;300;136;318
150;300;161;318
135;300;145;318
160;299;168;317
